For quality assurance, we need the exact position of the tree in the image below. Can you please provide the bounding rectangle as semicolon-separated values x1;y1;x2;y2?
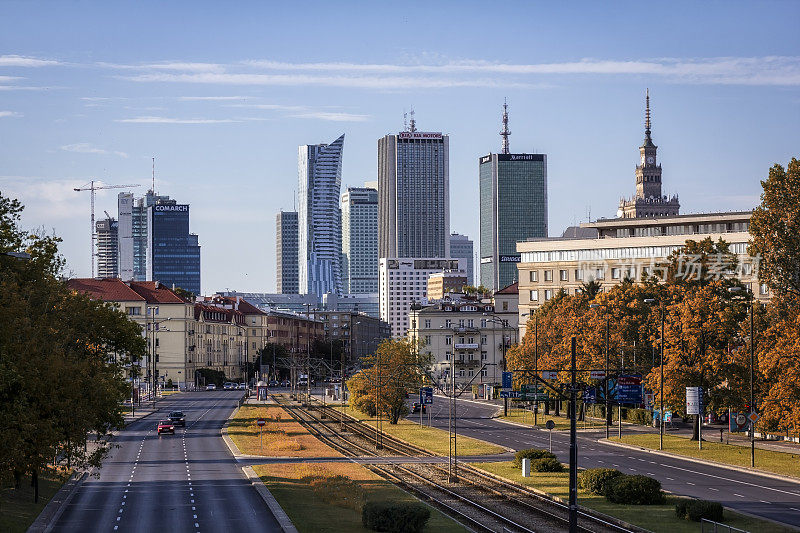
347;339;429;424
749;158;800;299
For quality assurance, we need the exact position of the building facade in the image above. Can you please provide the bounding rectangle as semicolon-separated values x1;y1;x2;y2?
313;310;391;363
378;130;450;260
379;257;459;338
298;134;345;298
516;212;763;337
276;211;299;294
96;216;119;279
146;199;201;295
341;186;378;294
617;90;680;219
218;291;380;319
427;270;468;300
117;192;134;280
449;233;474;285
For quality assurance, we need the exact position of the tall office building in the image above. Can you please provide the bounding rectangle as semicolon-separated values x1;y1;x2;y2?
341;186;378;294
95;216;118;278
479;102;548;290
298;134;345;298
118;192;134;280
118;190;170;281
378;127;450;260
449;233;474;285
146;199;201;295
276;211;299;294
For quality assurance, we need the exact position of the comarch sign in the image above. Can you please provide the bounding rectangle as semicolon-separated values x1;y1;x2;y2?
154;204;189;212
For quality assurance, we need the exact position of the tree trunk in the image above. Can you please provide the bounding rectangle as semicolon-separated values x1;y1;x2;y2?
690;415;700;441
32;468;39;503
544;401;550;415
13;470;21;490
554;400;561;417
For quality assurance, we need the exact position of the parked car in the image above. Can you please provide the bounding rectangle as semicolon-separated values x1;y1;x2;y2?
412;402;426;414
268;380;279;387
238;383;246;390
223;382;234;390
280;380;290;387
157;420;175;435
168;411;186;427
206;384;216;391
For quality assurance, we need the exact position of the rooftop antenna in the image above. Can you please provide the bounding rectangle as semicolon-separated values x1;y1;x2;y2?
409;106;417;132
403;110;408;132
500;98;511;154
151;156;155;193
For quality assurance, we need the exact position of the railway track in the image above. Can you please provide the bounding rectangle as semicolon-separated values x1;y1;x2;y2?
272;394;636;533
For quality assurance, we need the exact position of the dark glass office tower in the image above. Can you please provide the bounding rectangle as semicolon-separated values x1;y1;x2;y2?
146;201;201;295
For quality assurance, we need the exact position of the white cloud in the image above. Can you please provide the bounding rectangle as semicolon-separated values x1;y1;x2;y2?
116;115;239;124
60;143;128;158
0;111;22;118
290;111;369;122
0;55;60;67
178;95;251;101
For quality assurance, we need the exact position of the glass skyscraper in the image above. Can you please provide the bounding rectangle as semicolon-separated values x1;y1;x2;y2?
449;233;474;285
341;186;378;294
298;134;344;298
146;200;201;295
479;153;547;290
276;210;299;294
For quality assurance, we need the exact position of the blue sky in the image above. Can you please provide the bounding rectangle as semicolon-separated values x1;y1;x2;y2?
1;1;798;294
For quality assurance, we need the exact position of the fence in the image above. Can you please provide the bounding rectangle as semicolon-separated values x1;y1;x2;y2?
701;519;749;533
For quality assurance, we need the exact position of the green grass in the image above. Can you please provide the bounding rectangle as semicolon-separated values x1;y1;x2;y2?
500;408;607;431
333;405;506;456
471;461;793;533
0;470;70;533
254;462;468;533
610;433;800;479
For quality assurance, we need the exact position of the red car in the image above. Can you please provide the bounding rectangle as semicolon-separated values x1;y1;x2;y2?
157;420;175;435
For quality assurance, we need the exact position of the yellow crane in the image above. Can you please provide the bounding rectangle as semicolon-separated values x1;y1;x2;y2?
74;180;140;278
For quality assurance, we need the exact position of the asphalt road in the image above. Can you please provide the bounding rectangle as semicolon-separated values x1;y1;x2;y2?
414;396;800;529
52;390;282;533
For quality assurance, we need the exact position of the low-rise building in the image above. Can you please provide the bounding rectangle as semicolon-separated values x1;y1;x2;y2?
427;270;468;300
313;310;390;362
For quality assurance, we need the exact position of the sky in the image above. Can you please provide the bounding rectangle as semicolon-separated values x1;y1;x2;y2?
1;1;798;295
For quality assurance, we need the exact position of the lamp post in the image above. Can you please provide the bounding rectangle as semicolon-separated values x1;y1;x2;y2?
644;298;666;450
729;286;757;468
483;314;514;416
147;306;170;409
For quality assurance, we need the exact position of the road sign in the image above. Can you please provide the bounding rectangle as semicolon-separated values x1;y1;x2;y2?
736;413;747;426
617;375;643;404
256;418;266;427
541;371;558;380
747;411;760;424
500;390;520;399
420;387;434;405
584;387;596;404
686;387;703;415
545;420;555;430
590;370;606;380
502;371;513;389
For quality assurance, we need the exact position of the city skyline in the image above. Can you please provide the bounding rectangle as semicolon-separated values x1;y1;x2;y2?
1;2;798;294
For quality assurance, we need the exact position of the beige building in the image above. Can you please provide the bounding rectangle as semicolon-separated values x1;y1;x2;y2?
427;270;468;300
516;211;764;338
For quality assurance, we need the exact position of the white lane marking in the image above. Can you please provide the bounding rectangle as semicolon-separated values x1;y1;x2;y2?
709;488;719;492
612;464;619;467
760;500;770;504
114;526;118;530
734;493;745;498
194;514;198;519
597;460;604;463
647;472;655;476
687;482;695;485
666;477;674;481
790;507;800;512
658;461;800;498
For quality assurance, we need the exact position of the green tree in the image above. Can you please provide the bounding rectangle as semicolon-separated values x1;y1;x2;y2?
749;157;800;299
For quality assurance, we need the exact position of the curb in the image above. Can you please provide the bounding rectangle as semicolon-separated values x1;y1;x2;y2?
27;471;88;533
241;466;299;533
600;438;800;485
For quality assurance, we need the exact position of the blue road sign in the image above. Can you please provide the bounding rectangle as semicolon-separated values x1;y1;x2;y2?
502;371;513;389
500;390;520;399
420;386;434;405
584;387;596;404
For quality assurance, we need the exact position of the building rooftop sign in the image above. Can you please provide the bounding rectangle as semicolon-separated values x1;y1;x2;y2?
398;132;443;140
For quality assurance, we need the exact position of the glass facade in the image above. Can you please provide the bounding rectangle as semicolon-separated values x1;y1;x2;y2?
341;187;378;294
147;203;201;295
276;211;299;294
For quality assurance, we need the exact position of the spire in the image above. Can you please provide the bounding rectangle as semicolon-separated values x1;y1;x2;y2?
643;88;655;147
500;98;511;154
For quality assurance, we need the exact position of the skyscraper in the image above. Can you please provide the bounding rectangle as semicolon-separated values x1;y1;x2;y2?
298;134;345;298
276;211;299;294
95;216;118;278
480;102;548;290
617;89;680;219
449;233;474;285
146;199;201;295
378;127;449;260
341;186;378;294
118;192;134;280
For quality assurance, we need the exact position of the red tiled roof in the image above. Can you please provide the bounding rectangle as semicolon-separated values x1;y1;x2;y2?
128;281;188;304
194;302;246;325
495;282;519;295
67;278;145;302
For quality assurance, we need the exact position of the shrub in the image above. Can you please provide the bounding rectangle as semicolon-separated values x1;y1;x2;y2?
304;474;367;511
605;474;665;505
531;457;564;472
513;448;557;468
627;408;652;426
362;502;431;533
578;468;624;495
675;499;724;522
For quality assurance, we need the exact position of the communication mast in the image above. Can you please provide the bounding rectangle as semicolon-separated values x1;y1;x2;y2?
500;98;511;154
409;107;417;132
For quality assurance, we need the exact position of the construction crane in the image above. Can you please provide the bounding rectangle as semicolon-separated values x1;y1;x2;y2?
74;180;139;278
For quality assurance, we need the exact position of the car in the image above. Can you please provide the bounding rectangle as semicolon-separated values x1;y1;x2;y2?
280;380;290;387
268;380;279;387
168;411;185;426
206;384;216;391
412;402;426;414
157;420;175;435
238;383;246;390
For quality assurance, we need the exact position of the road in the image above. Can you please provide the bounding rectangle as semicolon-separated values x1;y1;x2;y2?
416;396;800;529
52;390;282;533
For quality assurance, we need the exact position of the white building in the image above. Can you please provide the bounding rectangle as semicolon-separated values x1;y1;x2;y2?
379;257;459;338
96;216;118;279
298;134;345;298
341;186;378;294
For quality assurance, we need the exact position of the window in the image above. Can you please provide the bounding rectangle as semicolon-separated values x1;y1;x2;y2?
458;319;465;327
481;335;487;345
530;290;539;302
760;283;769;296
595;268;605;280
125;306;141;316
445;319;452;328
459;369;465;377
544;289;553;301
480;319;487;328
529;270;538;282
467;319;474;328
424;335;431;345
481;368;488;377
575;269;584;281
544;270;553;281
424;319;431;328
445;335;452;345
445;351;451;361
612;267;621;280
481;351;487;360
560;269;568;281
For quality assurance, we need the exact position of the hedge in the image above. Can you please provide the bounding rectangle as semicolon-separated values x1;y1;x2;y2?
605;474;665;505
513;448;557;468
675;499;724;522
578;468;624;495
362;502;431;533
531;457;564;472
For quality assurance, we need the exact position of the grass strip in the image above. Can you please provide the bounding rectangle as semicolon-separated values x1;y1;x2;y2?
253;462;468;533
610;433;800;479
332;405;506;456
229;404;344;457
499;409;607;431
471;461;793;533
0;469;71;533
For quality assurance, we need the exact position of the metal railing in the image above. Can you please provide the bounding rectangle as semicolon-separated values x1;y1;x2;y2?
701;519;749;533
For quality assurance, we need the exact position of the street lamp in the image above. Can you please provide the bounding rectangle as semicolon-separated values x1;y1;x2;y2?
729;286;757;468
146;305;170;409
644;298;666;450
589;304;612;439
483;313;515;416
